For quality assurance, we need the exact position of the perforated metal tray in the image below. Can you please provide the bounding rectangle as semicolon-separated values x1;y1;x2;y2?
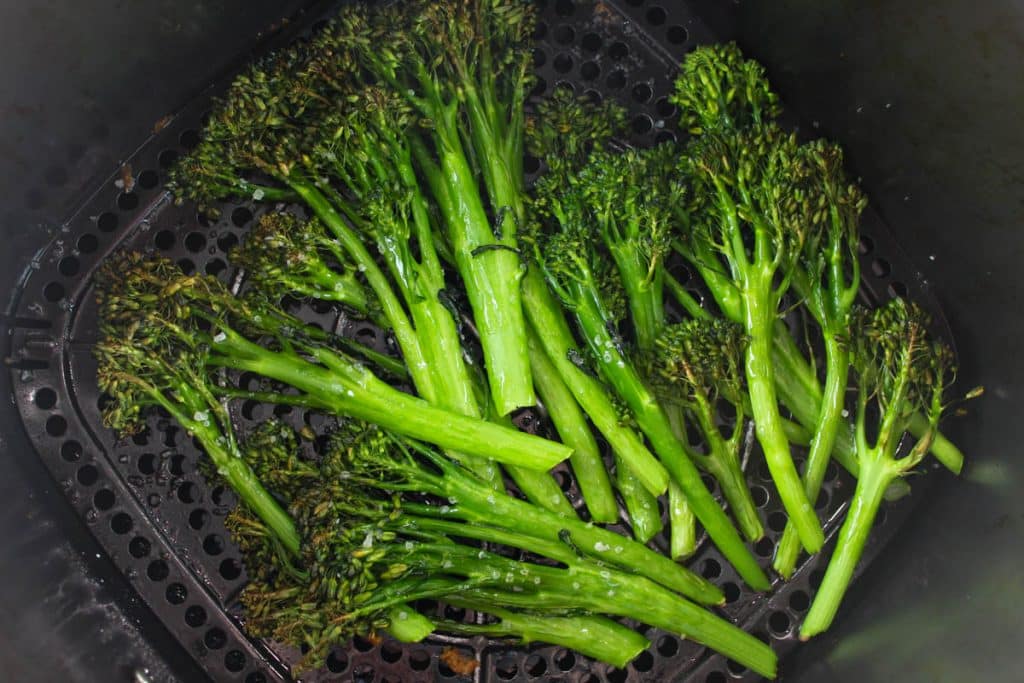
5;1;954;681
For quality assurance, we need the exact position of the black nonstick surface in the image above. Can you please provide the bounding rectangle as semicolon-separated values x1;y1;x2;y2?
0;1;1011;682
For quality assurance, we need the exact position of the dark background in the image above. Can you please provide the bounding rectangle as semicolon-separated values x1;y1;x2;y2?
1;1;1019;681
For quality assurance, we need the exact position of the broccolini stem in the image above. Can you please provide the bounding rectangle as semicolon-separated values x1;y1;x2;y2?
800;457;894;639
669;482;697;559
774;335;849;578
415;452;723;604
437;606;649;670
615;454;663;543
521;271;669;495
743;287;823;553
207;332;570;471
150;386;299;555
430;123;534;415
566;278;770;591
527;325;617;523
384;606;435;643
400;520;770;674
685;390;763;542
289;181;435;401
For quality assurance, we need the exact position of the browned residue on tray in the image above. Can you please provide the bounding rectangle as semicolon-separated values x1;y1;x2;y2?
440;647;479;676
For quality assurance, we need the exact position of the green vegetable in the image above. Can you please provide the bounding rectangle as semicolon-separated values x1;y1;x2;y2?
801;299;955;639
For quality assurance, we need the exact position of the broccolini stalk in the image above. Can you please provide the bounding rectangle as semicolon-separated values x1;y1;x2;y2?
801;299;958;639
398;517;775;678
437;606;649;670
668;482;698;559
218;427;432;672
648;319;764;542
328;0;537;414
94;289;298;553
97;254;570;471
678;123;823;552
336;425;722;604
526;326;618;523
530;207;769;591
773;140;864;578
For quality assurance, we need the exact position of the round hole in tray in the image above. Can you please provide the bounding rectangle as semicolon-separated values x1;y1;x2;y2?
97;212;118;232
93;489;115;511
789;589;810;612
655;96;677;118
606;70;627;90
225;650;246;673
217;232;238;253
59;256;80;277
184;232;207;252
555;648;576;670
230;206;253;227
656;634;678;657
532;20;547;40
608;41;628;60
380;641;402;663
722;581;741;603
202;534;225;556
327;650;349;673
607;666;628;683
531;76;548;97
581;32;602;52
147;559;169;582
137;453;156;475
154;229;175;250
219;558;242;581
532;47;547;67
496;658;518;679
61;440;82;462
667;25;688;45
188;509;209;530
632;82;653;103
767;510;788;532
352;635;376;652
43;282;65;303
438;658;455;678
137;170;159;190
768;610;792;637
755;537;774;557
204;627;227;650
77;233;99;253
118;192;139;211
553;24;574;45
158;149;179;168
165;582;187;605
555;0;574;16
646;6;667;25
553;53;573;73
525;653;546;677
110;512;133;535
632;114;653;134
129;536;150;558
701;557;721;579
632;650;654;672
177;481;198;504
184;604;206;627
888;281;909;298
706;672;726;683
580;60;600;80
34;387;57;409
727;659;747;676
76;465;98;486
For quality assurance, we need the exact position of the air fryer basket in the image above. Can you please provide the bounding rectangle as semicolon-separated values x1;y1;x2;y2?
0;1;1004;682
